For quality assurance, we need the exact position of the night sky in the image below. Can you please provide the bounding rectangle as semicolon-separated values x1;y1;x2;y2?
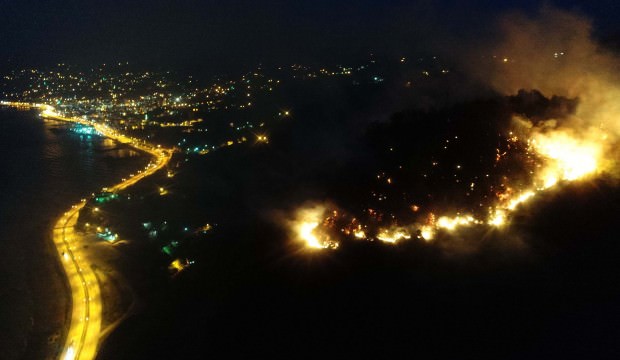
1;1;619;75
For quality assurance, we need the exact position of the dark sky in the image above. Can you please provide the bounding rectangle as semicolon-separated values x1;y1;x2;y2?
1;0;619;74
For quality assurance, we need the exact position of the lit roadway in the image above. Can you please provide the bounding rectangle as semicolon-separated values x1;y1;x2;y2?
2;102;173;360
53;202;100;360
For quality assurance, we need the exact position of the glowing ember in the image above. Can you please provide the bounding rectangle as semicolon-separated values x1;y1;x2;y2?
420;225;435;241
377;228;411;244
488;209;507;227
505;190;536;210
353;229;366;239
376;228;411;243
436;215;481;231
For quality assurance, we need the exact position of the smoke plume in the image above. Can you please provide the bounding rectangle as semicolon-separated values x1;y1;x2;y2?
479;6;620;140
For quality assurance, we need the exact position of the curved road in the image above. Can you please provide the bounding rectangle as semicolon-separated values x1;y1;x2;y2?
26;103;174;360
53;202;99;360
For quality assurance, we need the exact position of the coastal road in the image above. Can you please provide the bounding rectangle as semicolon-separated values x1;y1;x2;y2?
0;102;174;359
33;104;173;360
53;202;101;360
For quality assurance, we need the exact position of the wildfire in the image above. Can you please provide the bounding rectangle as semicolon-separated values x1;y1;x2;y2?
293;206;339;250
286;8;619;253
531;130;603;189
436;214;481;231
420;225;435;241
289;119;611;250
298;222;323;248
505;190;536;210
353;229;367;239
487;209;507;227
376;228;411;244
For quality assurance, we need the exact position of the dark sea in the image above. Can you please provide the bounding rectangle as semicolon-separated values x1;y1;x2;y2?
0;108;148;360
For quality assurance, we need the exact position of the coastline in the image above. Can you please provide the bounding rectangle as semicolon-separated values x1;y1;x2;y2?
2;102;173;360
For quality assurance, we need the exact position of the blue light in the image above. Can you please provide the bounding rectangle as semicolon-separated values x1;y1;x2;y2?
71;124;102;136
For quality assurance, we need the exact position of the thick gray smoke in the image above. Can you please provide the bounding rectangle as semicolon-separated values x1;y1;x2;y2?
471;6;620;140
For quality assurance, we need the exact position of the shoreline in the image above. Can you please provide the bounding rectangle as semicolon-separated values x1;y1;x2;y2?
2;102;173;360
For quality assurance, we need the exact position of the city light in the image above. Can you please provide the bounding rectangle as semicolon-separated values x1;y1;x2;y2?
63;344;75;360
